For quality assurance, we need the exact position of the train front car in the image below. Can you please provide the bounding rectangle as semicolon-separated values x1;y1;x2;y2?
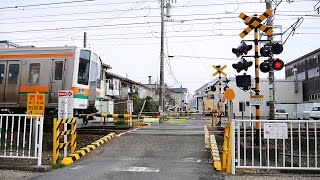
72;48;102;122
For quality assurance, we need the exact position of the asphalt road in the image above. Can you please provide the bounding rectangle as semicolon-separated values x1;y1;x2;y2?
32;120;224;180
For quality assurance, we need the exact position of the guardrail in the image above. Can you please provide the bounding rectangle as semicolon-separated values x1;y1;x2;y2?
232;119;320;174
52;117;77;165
0;114;43;165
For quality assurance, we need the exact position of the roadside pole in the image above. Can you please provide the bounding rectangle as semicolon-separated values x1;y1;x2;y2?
58;90;74;158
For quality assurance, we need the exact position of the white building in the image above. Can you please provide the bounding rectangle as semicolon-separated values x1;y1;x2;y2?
191;77;303;119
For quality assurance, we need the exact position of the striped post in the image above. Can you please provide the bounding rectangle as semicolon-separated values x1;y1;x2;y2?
52;117;77;165
254;26;261;146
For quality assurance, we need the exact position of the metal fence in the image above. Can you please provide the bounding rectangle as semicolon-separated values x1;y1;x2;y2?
0;114;43;165
232;119;320;173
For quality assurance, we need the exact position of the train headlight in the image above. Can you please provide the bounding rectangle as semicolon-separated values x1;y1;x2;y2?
78;88;85;95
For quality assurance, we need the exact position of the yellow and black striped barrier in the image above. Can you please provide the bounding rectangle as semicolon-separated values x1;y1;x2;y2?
77;113;137;119
209;134;222;171
52;117;77;165
61;132;116;166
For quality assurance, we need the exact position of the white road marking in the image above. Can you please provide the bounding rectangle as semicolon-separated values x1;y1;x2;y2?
117;128;139;137
70;165;83;170
123;166;160;173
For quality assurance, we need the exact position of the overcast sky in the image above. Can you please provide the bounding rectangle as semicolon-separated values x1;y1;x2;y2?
1;0;319;93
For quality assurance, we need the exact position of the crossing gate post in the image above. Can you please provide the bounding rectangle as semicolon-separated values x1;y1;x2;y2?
222;122;230;171
221;122;233;173
52;117;77;165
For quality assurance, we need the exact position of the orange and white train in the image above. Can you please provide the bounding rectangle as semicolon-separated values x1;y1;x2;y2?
0;46;109;120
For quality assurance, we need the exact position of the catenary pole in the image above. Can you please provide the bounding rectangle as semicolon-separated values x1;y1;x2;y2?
266;0;275;120
254;23;261;145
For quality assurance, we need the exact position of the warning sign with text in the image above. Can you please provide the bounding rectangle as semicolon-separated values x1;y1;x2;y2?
27;93;45;116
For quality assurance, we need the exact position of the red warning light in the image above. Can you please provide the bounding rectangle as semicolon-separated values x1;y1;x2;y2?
272;59;284;71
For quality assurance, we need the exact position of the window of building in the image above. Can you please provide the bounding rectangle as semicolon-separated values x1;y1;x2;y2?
54;62;63;80
28;63;39;83
78;50;90;85
115;81;118;90
246;101;250;106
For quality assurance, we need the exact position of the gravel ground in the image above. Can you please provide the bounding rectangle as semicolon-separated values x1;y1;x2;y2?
0;170;43;180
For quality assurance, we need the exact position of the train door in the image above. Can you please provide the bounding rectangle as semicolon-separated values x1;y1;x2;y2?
50;60;65;103
0;61;20;103
88;61;98;107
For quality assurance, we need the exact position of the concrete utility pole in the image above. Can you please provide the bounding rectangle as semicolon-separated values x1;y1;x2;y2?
159;0;165;113
180;84;183;112
266;0;275;120
83;32;87;48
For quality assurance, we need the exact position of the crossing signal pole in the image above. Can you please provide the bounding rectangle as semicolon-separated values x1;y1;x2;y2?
212;65;227;123
238;9;273;145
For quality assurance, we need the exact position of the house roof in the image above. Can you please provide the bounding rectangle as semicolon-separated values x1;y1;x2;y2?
106;71;152;89
285;48;320;66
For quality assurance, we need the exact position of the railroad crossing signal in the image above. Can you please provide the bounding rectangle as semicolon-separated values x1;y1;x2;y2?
239;9;273;38
212;65;227;77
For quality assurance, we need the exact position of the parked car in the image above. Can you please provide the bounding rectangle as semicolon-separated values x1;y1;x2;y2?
275;109;288;120
303;107;320;120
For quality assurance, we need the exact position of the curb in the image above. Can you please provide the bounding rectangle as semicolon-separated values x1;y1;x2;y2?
61;132;116;166
0;165;52;172
209;134;222;171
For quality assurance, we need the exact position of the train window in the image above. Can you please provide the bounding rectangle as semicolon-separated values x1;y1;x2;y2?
28;63;40;83
54;62;63;80
0;64;4;84
78;50;90;85
8;64;20;84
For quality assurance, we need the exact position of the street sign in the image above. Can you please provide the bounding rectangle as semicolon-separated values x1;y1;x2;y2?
58;90;74;118
250;95;264;105
238;9;273;38
212;65;227;77
27;93;45;116
224;88;235;101
127;100;133;113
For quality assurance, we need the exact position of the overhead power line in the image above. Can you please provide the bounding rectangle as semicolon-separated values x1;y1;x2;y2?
0;0;95;10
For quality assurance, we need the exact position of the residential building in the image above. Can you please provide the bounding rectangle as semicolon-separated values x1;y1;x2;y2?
191;77;303;119
285;48;320;102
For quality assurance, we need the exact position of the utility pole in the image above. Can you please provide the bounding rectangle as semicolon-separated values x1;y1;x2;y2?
266;0;275;120
83;32;87;48
180;84;183;113
159;0;165;114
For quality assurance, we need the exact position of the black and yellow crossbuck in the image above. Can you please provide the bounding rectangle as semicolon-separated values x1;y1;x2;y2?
239;9;273;38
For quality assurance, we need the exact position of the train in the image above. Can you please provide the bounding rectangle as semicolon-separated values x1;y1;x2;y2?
0;46;109;126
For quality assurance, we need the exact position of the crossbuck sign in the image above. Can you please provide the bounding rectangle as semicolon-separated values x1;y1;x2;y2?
239;9;273;38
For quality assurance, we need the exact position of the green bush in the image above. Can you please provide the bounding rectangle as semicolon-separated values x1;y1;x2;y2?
52;163;65;169
114;120;126;125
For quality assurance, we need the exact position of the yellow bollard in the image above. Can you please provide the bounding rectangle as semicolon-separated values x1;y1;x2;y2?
226;125;232;173
221;122;230;172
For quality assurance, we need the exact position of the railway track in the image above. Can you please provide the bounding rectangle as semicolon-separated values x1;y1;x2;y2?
77;125;134;135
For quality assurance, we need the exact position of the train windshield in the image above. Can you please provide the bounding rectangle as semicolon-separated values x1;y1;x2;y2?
78;50;91;85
